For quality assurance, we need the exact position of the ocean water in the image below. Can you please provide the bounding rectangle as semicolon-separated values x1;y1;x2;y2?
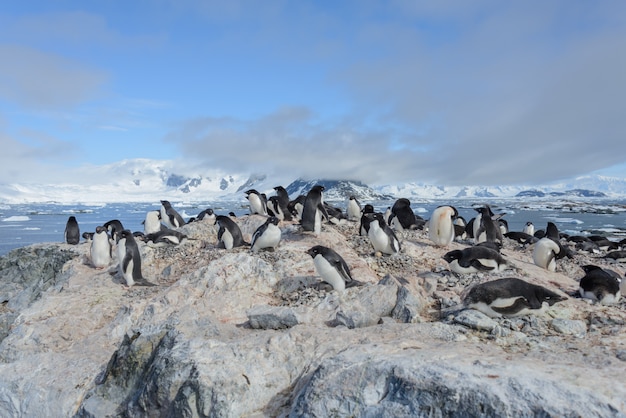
1;199;626;257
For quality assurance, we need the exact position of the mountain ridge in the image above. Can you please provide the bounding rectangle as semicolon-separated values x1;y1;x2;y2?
0;159;624;204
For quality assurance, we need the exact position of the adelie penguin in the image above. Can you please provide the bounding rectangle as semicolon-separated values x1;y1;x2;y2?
273;186;292;221
428;205;458;247
301;185;330;235
462;277;567;318
443;246;511;274
245;189;268;216
143;210;162;235
306;245;364;291
578;265;622;305
64;216;80;245
388;198;422;231
346;196;361;221
214;215;248;249
117;229;156;287
160;200;186;229
250;216;281;252
359;204;375;236
90;225;111;269
104;219;124;242
366;212;401;255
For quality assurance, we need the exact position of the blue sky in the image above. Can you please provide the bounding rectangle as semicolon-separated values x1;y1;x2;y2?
1;1;625;187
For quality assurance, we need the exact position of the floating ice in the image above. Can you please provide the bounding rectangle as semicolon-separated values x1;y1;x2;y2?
2;216;30;222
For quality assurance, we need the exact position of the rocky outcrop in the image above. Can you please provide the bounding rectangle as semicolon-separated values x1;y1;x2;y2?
0;215;625;417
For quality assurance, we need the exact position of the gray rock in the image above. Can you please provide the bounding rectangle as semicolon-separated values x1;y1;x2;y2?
454;309;498;331
551;318;587;336
289;345;622;417
247;305;299;329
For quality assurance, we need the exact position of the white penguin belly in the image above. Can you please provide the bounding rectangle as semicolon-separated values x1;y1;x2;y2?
313;255;345;291
449;260;478;274
533;238;559;271
253;226;281;251
221;229;234;250
314;210;322;235
429;215;455;246
91;233;111;268
368;225;394;254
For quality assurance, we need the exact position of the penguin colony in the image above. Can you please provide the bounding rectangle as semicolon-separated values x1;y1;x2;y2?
64;187;625;315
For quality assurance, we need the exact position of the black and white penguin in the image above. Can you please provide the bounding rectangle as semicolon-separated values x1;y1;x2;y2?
504;231;539;245
215;215;248;249
323;203;347;225
144;228;188;246
453;216;467;240
82;232;94;243
306;245;363;291
90;225;111;269
578;265;622;305
117;229;155;287
532;237;562;272
442;246;510;274
366;212;401;255
474;205;504;246
273;186;292;221
143;210;162;235
104;219;124;242
64;216;80;245
346;196;361;221
604;250;626;262
250;216;281;252
428;205;458;247
388;198;422;231
288;195;307;221
245;189;268;216
301;185;330;235
160;200;186;229
196;208;216;223
463;277;567;318
523;221;535;236
267;196;285;220
359;204;375;236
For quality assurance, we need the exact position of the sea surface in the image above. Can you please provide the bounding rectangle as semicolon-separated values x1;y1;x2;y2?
1;198;626;257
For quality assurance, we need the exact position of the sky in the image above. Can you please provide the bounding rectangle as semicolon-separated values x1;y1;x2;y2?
1;0;625;188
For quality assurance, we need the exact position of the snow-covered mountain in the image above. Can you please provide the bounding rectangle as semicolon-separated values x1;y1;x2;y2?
0;159;624;204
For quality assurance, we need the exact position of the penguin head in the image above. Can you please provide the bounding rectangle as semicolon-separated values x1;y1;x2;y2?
362;204;374;214
268;216;280;226
306;245;325;258
443;250;462;263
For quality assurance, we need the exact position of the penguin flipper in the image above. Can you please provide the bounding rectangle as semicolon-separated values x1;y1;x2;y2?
470;259;495;271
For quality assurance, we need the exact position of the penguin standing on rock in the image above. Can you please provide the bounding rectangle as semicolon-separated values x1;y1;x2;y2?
104;219;124;242
359;204;375;236
143;211;162;235
301;185;330;235
117;229;156;287
215;215;248;249
245;189;268;216
347;196;361;221
273;186;292;221
388;198;422;231
250;216;282;252
366;212;401;255
160;200;186;228
428;205;458;247
90;225;111;268
306;245;364;291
